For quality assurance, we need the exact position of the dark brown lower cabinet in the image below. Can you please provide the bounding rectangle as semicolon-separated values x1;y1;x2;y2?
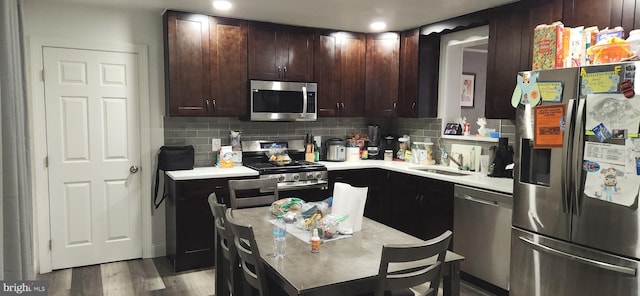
388;172;454;241
165;176;253;272
328;169;389;224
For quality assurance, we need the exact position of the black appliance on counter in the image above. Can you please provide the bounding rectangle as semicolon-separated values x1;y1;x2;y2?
487;137;513;178
383;135;398;159
241;140;329;201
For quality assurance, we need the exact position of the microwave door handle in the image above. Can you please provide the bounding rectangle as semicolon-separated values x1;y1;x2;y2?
302;86;308;117
572;98;586;216
561;98;576;214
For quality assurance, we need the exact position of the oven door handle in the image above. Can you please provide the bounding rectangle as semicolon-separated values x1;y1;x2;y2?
277;180;328;191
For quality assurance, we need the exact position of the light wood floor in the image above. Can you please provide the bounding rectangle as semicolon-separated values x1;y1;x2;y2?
37;257;495;296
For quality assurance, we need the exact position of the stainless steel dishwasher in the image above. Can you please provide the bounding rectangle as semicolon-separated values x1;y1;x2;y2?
453;184;512;291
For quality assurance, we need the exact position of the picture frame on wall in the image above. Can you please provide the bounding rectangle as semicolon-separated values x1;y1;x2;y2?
461;73;475;107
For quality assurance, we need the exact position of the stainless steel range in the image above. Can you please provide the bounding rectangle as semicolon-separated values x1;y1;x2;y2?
242;140;328;194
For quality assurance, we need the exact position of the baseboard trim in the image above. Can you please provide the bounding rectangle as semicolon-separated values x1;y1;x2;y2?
150;244;166;258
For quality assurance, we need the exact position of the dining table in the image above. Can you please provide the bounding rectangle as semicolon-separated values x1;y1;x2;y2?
215;206;465;296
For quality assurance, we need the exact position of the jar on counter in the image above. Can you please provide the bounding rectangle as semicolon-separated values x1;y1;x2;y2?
384;150;393;161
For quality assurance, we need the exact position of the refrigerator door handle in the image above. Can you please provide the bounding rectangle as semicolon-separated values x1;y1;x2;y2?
562;99;576;214
572;98;586;216
519;236;637;276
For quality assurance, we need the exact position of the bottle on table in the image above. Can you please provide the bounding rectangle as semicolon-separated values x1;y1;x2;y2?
273;215;286;259
311;229;321;253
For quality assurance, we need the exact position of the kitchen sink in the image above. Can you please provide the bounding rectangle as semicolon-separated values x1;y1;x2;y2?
409;167;472;176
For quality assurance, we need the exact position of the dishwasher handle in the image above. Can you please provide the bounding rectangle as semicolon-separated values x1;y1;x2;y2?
454;184;512;209
458;195;500;207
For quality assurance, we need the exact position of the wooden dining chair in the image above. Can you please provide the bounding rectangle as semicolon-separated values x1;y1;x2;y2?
376;230;453;296
224;208;270;296
208;193;241;296
228;178;279;209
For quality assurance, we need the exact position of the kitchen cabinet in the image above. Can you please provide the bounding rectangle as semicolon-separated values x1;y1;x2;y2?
328;169;390;224
485;0;561;119
398;29;420;117
248;22;315;81
365;33;400;117
166;176;252;272
163;11;247;116
315;30;366;117
562;0;628;29
388;172;453;241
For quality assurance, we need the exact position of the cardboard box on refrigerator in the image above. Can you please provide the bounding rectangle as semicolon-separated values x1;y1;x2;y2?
532;22;567;70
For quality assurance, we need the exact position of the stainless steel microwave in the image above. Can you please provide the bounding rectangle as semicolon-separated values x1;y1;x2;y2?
249;80;317;121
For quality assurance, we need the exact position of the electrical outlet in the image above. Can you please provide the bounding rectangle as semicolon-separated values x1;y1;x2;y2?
314;136;322;146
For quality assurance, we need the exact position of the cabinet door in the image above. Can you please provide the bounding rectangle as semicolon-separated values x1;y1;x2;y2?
248;22;280;80
365;33;400;117
316;31;365;117
398;29;420;118
562;0;625;29
315;31;340;116
417;34;440;118
164;11;210;116
388;173;423;236
210;17;248;116
280;26;315;81
486;5;525;120
339;33;366;117
417;178;454;240
329;169;386;223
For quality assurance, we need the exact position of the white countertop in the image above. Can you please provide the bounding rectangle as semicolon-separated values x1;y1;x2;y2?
165;160;513;195
319;160;513;194
165;166;259;180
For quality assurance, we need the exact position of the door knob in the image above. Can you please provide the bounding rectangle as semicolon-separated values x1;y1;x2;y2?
129;165;139;173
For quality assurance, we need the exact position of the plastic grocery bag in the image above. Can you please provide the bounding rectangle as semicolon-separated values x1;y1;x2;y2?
331;182;368;232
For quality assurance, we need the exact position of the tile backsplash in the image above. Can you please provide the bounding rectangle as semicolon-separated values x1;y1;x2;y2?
164;116;515;167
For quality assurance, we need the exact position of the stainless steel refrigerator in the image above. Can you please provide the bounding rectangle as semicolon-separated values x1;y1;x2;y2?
511;63;640;295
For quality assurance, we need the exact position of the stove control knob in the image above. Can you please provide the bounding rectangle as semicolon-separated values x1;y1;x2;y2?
292;173;300;181
277;175;286;182
315;172;324;180
306;172;315;180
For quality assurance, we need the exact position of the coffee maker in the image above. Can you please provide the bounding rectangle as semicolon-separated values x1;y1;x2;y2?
367;125;381;159
384;136;398;158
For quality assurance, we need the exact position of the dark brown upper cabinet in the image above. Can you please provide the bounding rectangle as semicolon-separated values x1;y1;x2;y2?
315;30;366;117
398;29;420;118
163;11;247;116
365;32;400;117
485;0;562;119
248;22;315;81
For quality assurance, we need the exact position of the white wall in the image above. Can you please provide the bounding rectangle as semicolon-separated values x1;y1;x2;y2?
22;1;167;258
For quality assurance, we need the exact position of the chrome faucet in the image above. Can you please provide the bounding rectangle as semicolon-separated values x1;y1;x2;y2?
447;153;463;168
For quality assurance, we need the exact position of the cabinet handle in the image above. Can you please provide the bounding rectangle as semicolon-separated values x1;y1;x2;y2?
393;101;397;112
336;102;340;112
283;66;287;78
205;99;210;112
411;102;416;111
277;66;282;78
341;102;345;111
212;99;216;112
214;186;224;190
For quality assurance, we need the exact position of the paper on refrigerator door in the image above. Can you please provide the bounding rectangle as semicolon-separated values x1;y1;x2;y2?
583;141;640;207
585;94;640;137
331;182;368;232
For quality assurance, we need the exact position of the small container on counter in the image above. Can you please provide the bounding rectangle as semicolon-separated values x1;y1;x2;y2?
311;229;321;253
384;150;393;161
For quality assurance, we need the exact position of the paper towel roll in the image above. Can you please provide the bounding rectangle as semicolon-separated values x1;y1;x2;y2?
346;147;360;161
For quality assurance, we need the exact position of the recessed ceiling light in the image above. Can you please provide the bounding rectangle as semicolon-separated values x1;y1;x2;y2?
213;0;232;10
370;21;387;31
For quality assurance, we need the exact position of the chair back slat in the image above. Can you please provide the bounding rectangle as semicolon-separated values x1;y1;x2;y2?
376;230;452;296
225;208;270;296
228;178;279;209
208;193;237;295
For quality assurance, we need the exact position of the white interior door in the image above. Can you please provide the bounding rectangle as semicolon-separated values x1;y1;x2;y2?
43;47;142;269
